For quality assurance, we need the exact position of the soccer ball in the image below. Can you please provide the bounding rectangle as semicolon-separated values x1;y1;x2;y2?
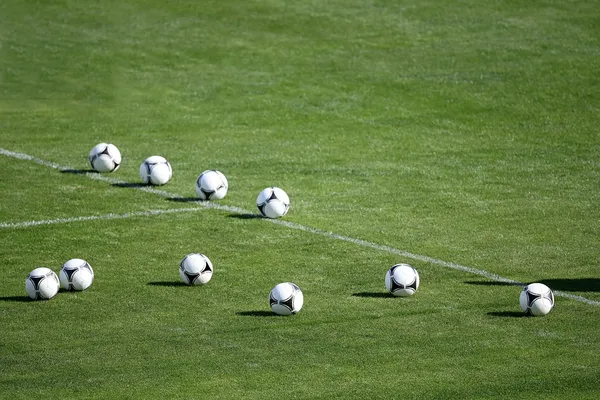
385;263;420;297
257;187;290;219
269;282;304;315
195;170;228;200
60;259;94;291
140;156;172;185
89;143;121;172
25;267;60;300
179;253;213;285
520;283;555;316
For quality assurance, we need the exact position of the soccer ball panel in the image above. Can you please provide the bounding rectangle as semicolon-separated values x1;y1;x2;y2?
291;284;304;310
25;267;60;300
519;283;554;316
179;253;213;285
269;282;303;315
60;259;94;291
195;170;228;200
89;143;121;173
140;156;172;185
256;187;274;205
263;201;288;219
385;264;420;297
257;187;290;219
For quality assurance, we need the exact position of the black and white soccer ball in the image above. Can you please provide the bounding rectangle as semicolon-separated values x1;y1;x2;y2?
257;187;290;219
140;155;172;185
195;170;228;200
60;259;94;291
25;267;60;300
269;282;304;315
385;263;420;297
179;253;213;285
89;143;121;172
520;283;554;316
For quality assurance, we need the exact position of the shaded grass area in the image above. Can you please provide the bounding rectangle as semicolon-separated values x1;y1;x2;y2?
466;278;600;293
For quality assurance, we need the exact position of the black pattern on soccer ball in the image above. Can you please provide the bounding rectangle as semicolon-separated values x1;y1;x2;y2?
184;271;201;284
201;189;215;200
145;162;153;176
257;203;267;216
63;267;78;290
280;296;294;313
28;276;44;299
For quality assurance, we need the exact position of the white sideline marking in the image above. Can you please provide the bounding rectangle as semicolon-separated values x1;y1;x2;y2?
2;147;599;307
270;219;600;307
0;207;206;229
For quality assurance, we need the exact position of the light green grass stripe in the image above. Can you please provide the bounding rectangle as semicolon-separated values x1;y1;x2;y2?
2;147;599;307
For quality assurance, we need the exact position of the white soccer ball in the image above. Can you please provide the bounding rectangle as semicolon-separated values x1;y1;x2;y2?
195;170;228;200
520;283;555;316
25;267;60;300
269;282;304;315
385;263;420;297
257;187;290;219
140;156;172;185
89;143;121;173
179;253;213;285
60;259;94;291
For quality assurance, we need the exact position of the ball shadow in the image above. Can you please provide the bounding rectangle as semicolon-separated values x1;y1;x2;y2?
60;168;97;175
112;182;148;189
466;278;600;292
147;281;188;287
228;213;263;220
236;310;276;317
537;278;600;293
487;311;526;318
0;295;34;302
352;292;392;298
167;197;202;203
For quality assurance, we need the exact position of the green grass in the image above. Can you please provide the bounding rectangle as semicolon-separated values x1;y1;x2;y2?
1;0;600;399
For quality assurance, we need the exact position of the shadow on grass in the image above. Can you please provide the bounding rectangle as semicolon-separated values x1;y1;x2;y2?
112;182;148;189
465;278;600;292
228;213;263;220
147;281;188;287
352;292;391;298
487;311;526;318
0;296;35;303
61;168;96;175
236;310;276;317
537;278;600;293
167;197;202;203
0;296;33;302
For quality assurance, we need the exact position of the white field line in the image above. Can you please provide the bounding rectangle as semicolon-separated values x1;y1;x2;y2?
2;147;599;307
270;219;600;307
0;207;206;229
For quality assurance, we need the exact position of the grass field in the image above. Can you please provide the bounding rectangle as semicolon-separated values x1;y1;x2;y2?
1;0;600;399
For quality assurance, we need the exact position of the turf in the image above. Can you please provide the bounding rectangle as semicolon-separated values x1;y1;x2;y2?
1;0;599;399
